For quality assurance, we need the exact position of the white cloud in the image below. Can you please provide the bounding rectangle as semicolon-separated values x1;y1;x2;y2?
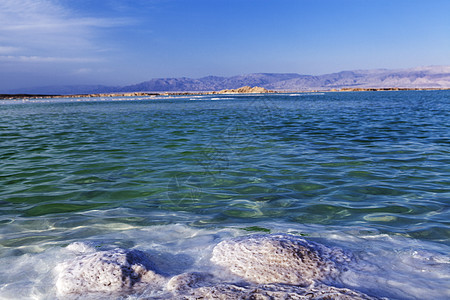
0;55;102;63
72;67;112;75
0;0;129;63
0;46;21;54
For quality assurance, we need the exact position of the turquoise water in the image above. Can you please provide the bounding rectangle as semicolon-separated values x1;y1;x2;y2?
0;91;449;299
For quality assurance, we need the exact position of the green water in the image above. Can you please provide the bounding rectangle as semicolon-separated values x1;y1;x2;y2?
1;92;449;245
1;91;450;299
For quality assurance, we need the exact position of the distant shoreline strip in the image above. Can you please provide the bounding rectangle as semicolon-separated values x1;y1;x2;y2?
1;86;450;100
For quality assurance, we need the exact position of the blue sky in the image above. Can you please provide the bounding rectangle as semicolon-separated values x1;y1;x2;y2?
0;0;449;91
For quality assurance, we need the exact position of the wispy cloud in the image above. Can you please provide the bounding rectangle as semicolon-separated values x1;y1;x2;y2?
0;0;130;63
72;67;112;75
0;46;21;54
0;55;102;63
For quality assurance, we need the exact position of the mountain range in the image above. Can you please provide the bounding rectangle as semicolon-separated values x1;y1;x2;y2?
8;66;450;95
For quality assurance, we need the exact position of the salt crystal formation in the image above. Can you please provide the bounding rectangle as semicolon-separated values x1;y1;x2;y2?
55;235;376;299
55;247;166;296
172;282;377;299
167;272;213;292
210;234;349;286
167;272;377;300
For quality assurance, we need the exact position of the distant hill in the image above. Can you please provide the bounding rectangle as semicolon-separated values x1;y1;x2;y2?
266;66;450;91
8;66;450;95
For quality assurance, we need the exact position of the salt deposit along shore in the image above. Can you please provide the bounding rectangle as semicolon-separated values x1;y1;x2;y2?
0;86;274;100
55;234;381;299
1;85;450;100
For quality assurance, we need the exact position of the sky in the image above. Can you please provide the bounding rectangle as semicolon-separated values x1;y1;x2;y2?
0;0;449;91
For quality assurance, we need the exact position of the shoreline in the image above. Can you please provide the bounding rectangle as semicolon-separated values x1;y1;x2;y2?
1;86;450;100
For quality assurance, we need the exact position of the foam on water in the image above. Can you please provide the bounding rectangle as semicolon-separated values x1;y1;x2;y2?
1;222;448;299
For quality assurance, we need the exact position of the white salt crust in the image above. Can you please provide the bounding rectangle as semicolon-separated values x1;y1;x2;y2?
55;235;376;299
211;234;351;286
55;248;166;296
168;272;378;300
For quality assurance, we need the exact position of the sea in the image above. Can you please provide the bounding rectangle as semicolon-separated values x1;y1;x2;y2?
0;91;449;299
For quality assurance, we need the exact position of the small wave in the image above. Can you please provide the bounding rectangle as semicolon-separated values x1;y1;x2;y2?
288;92;325;96
189;97;235;100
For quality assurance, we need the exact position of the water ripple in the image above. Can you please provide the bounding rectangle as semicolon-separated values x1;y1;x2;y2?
1;92;449;245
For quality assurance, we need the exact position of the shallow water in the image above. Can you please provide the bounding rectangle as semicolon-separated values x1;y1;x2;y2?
0;91;449;299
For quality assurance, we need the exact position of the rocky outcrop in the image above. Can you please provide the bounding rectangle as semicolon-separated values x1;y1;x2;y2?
213;86;273;94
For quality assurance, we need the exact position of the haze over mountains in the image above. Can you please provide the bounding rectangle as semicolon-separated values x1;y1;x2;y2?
8;66;450;95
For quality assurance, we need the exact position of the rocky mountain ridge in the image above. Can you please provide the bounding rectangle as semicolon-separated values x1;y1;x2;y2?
7;66;450;95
